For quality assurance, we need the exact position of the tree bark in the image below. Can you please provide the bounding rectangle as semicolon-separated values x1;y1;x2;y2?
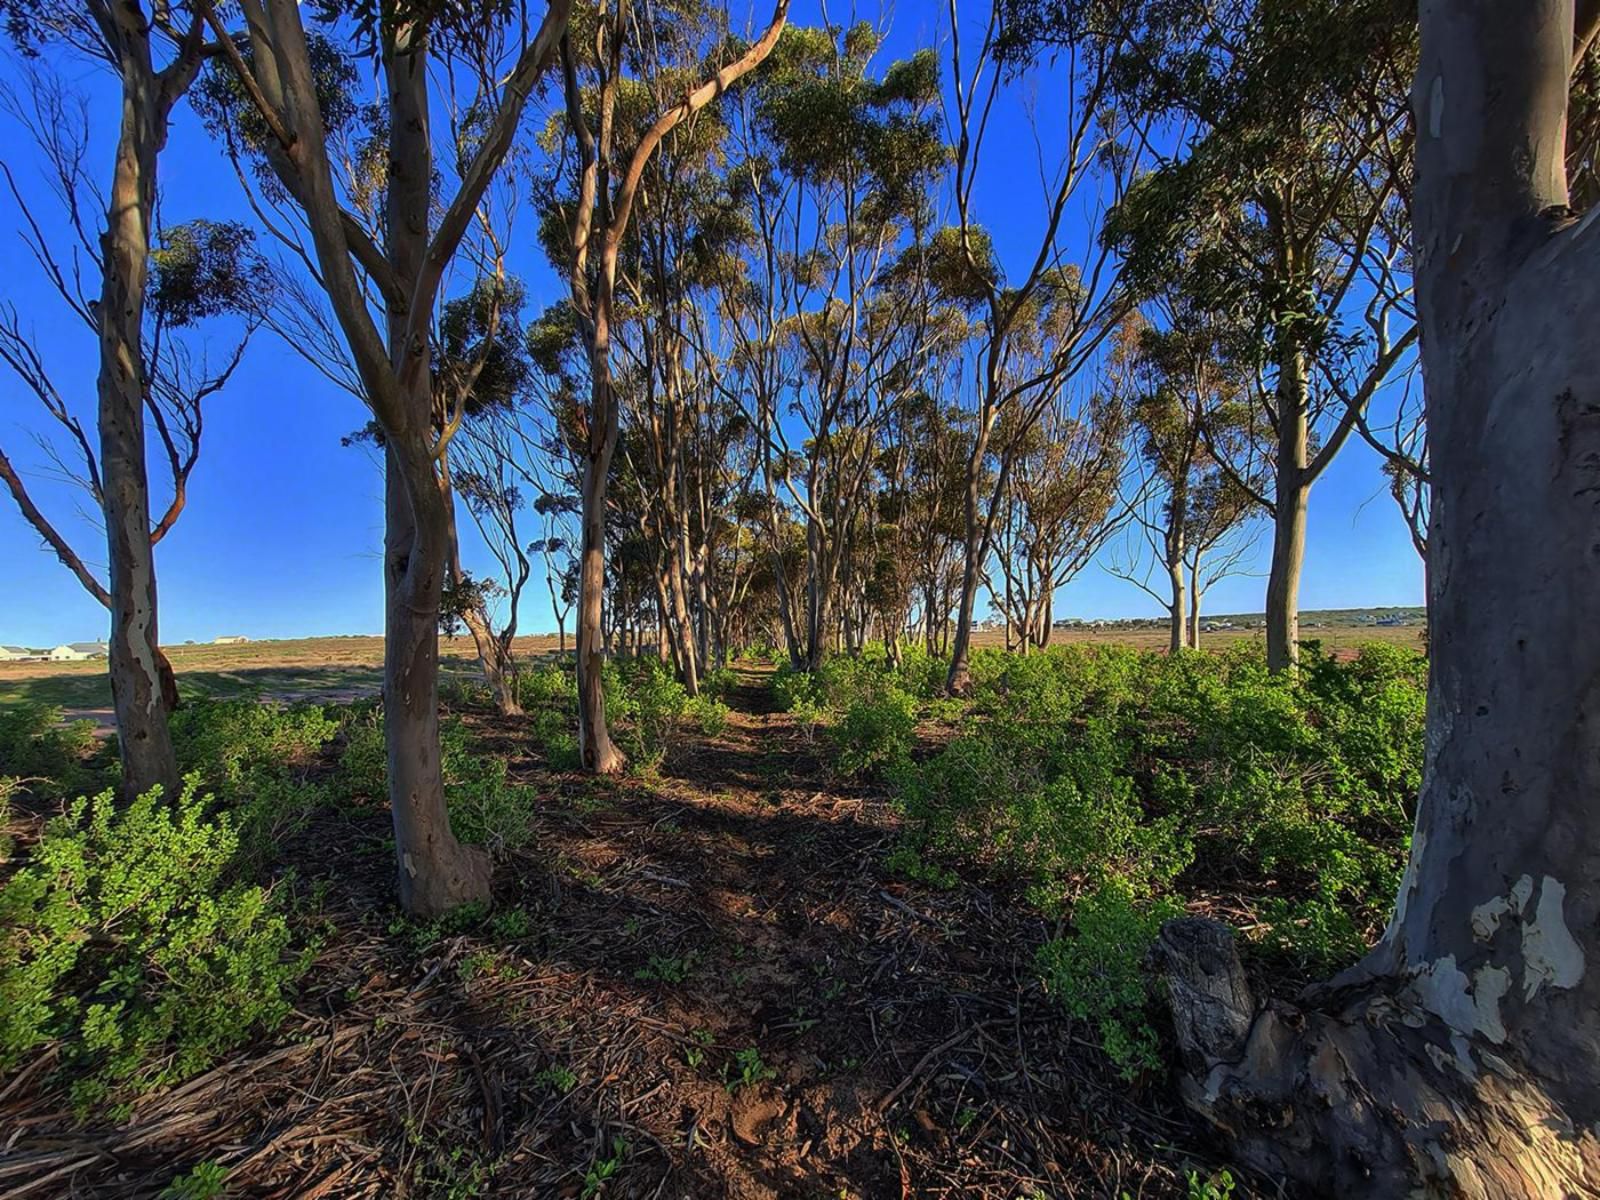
575;348;625;772
1160;4;1600;1193
380;32;491;916
99;23;177;799
1264;349;1309;673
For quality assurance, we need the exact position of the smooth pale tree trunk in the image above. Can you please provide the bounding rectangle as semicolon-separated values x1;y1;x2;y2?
100;31;177;800
1188;564;1202;651
380;37;489;916
384;444;491;916
1167;554;1187;656
460;606;520;716
1159;4;1600;1193
1264;351;1310;672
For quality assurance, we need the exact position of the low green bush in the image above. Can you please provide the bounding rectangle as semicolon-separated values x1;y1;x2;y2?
685;694;731;737
892;642;1424;1071
1036;879;1181;1078
0;780;313;1113
169;698;339;788
333;713;535;852
0;703;103;798
831;686;916;778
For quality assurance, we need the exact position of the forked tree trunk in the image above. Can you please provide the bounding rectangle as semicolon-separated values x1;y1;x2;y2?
100;31;177;800
1159;5;1600;1193
380;33;489;917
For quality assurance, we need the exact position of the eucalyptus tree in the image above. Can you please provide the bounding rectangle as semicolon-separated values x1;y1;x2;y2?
0;1;241;796
1109;307;1264;653
201;0;574;915
549;0;789;772
602;55;758;696
1044;0;1420;671
940;0;1141;695
873;389;969;660
713;23;948;668
986;390;1127;653
0;68;270;668
436;276;538;717
1154;4;1600;1192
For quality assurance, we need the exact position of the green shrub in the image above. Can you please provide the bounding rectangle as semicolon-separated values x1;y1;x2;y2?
605;658;690;769
514;661;575;710
334;714;535;852
1037;879;1181;1079
531;708;582;770
685;694;731;737
0;780;313;1112
0;703;102;798
894;642;1424;1070
170;699;338;788
700;665;739;701
439;720;534;852
831;687;917;778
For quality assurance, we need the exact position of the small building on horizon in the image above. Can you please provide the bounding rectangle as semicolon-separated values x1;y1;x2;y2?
0;645;41;661
46;642;108;662
212;635;250;644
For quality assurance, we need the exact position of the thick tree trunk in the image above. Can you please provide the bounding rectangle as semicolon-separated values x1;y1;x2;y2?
380;32;489;916
1167;554;1187;656
100;38;177;800
1264;352;1309;673
384;446;491;917
1160;4;1600;1193
575;361;624;774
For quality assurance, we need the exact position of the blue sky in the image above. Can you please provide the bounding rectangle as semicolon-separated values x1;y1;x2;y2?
0;3;1422;647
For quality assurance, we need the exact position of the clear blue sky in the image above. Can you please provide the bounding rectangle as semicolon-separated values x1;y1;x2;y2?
0;3;1422;648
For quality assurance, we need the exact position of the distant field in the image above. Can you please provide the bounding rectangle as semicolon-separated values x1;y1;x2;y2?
0;634;568;712
0;615;1423;715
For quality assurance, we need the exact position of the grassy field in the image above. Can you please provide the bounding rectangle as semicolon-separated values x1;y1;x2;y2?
0;615;1423;712
0;634;568;710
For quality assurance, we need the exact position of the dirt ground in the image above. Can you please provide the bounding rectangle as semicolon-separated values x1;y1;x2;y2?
0;665;1286;1199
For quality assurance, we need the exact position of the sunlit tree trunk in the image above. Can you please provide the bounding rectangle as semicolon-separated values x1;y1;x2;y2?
1161;5;1600;1193
381;30;490;914
99;15;177;799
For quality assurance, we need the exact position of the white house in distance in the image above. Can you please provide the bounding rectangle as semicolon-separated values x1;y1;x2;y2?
212;635;249;645
46;642;109;662
0;645;40;661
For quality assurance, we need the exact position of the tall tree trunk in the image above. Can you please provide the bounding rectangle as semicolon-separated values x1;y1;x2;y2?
1264;348;1309;672
1159;4;1600;1193
1188;562;1202;651
100;32;177;799
384;443;491;916
381;33;489;916
576;350;624;773
1167;552;1187;656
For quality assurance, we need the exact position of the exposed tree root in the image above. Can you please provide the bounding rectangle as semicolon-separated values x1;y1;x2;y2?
1154;919;1600;1199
